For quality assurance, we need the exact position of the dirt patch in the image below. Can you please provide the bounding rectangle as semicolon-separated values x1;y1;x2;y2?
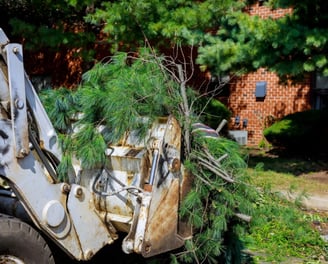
312;216;328;233
300;171;328;184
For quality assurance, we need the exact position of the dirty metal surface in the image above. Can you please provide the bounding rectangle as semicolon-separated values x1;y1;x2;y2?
67;185;115;260
0;28;9;46
141;179;184;257
0;40;112;260
5;43;29;158
139;116;192;257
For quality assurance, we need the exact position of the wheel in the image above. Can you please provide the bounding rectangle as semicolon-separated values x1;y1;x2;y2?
0;214;55;264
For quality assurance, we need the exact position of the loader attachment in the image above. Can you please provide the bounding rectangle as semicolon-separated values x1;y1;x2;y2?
118;116;192;257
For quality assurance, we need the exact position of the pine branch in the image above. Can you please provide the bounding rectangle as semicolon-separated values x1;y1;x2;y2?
198;159;234;183
193;170;214;188
191;151;235;183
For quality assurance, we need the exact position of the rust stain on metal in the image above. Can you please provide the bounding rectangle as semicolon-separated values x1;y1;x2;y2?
170;158;181;172
125;148;142;157
178;169;193;239
142;179;184;257
180;168;193;202
126;172;134;186
166;117;181;150
140;154;151;185
111;205;124;216
125;199;134;217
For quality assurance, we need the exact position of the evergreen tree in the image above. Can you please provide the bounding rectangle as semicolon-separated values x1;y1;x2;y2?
197;0;328;80
3;1;328;81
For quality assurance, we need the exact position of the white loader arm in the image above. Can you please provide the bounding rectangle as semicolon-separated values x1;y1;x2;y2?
0;28;113;261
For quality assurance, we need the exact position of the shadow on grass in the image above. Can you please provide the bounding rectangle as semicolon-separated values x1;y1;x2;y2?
246;147;328;176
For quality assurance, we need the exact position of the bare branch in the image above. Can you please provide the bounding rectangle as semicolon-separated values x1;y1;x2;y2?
185;43;195;83
216;119;227;133
193;154;234;183
217;153;229;163
194;171;214;188
177;63;191;155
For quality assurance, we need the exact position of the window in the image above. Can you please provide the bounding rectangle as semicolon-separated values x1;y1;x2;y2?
255;81;267;100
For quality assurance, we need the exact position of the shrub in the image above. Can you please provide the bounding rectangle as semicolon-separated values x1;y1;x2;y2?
263;109;328;154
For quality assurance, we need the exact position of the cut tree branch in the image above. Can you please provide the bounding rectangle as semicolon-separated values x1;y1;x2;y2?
177;63;191;155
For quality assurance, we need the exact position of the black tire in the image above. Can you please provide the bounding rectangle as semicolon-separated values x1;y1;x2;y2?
0;214;55;264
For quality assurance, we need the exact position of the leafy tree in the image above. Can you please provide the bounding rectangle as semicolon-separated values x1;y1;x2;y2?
82;0;328;81
0;0;96;58
3;0;328;82
1;0;246;54
84;0;246;50
197;0;328;81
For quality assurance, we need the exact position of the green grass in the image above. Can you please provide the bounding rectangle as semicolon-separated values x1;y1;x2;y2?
244;148;328;263
248;163;328;196
244;189;328;263
247;149;328;195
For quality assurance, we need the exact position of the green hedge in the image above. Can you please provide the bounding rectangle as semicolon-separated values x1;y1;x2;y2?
263;109;328;153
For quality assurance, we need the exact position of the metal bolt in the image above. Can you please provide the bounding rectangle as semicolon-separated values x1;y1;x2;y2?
145;243;151;253
85;249;94;260
123;239;134;253
74;186;83;198
170;158;181;172
152;140;159;149
20;148;28;157
12;47;19;54
15;99;24;109
61;183;70;194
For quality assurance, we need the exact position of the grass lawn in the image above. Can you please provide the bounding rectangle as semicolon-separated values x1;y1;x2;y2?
247;148;328;195
244;147;328;263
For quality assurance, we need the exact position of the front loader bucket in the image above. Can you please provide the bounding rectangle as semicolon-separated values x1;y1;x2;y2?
140;173;192;257
121;116;192;257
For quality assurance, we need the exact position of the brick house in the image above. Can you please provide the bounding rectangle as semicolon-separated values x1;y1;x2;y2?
223;2;326;146
226;69;312;146
19;2;327;148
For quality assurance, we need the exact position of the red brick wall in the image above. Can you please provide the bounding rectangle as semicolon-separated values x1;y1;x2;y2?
227;2;312;146
245;2;292;19
228;70;312;145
